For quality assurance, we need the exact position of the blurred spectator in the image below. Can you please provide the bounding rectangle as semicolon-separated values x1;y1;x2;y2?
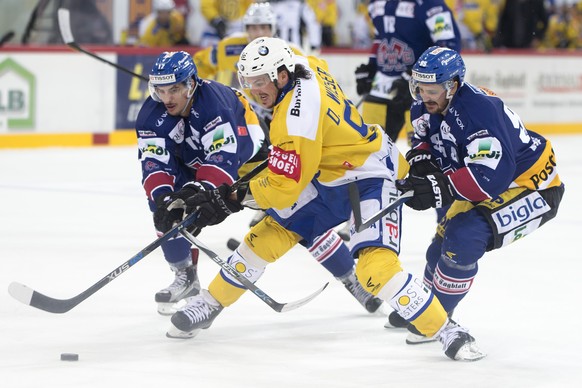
542;2;582;48
199;0;253;47
351;0;373;48
494;0;549;48
446;0;500;51
307;0;338;47
65;0;113;44
272;0;321;51
138;0;189;47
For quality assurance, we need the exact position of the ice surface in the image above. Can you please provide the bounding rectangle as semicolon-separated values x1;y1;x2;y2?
1;136;580;388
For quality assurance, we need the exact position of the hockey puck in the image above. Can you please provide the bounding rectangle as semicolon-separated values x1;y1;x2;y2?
60;353;79;361
226;238;240;251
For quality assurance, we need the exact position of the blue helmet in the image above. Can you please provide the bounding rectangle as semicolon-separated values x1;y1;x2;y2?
148;51;198;101
410;46;465;101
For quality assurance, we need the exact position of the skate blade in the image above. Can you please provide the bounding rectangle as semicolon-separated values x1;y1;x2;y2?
166;325;202;339
157;300;187;316
406;333;438;345
454;342;487;361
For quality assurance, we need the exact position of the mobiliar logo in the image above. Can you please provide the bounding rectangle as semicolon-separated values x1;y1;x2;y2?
0;58;36;130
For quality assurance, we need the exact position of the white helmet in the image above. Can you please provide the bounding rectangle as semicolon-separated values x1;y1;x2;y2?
238;37;295;83
243;2;277;35
153;0;175;11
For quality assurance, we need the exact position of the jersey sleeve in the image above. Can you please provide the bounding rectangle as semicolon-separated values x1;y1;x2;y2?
135;99;183;205
424;1;461;51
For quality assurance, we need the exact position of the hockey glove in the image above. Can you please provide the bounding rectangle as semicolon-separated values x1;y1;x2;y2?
185;184;243;228
355;63;375;96
389;77;414;108
405;149;441;177
396;173;455;211
210;17;227;39
153;182;207;233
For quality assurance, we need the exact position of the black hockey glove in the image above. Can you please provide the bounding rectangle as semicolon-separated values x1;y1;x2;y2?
355;63;375;96
185;185;243;228
210;17;227;39
405;148;441;177
389;77;414;108
153;182;207;233
396;173;455;211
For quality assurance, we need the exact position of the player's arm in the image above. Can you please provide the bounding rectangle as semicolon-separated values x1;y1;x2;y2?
194;46;218;79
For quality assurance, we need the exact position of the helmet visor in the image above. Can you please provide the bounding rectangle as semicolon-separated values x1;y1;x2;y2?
238;73;272;90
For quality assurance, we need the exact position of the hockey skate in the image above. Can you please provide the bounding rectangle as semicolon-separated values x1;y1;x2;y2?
338;271;383;313
166;289;224;339
384;310;408;328
438;320;486;361
155;264;200;315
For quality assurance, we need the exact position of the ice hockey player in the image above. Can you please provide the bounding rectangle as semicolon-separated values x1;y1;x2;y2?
135;51;265;315
193;2;378;307
355;0;461;143
165;37;486;361
391;46;564;344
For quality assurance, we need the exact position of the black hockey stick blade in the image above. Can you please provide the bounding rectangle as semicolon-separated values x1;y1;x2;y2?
180;229;328;313
57;8;148;81
8;161;269;314
348;182;413;233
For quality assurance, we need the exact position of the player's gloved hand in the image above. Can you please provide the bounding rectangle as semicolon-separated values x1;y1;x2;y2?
355;63;375;96
153;182;207;233
210;17;227;39
389;76;414;108
185;185;243;228
405;148;441;177
396;173;455;211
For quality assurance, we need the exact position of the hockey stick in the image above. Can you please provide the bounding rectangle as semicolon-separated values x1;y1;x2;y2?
8;159;269;314
348;182;413;233
180;230;328;312
57;8;148;82
0;30;15;47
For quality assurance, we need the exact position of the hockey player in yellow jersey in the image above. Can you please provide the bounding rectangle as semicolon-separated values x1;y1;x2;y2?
165;37;486;361
194;2;385;315
195;2;303;92
138;0;188;47
199;0;254;47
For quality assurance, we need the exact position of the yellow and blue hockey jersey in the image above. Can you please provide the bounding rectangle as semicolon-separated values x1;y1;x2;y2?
249;55;409;210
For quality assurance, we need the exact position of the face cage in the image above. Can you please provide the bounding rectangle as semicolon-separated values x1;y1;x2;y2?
148;77;196;102
409;78;456;102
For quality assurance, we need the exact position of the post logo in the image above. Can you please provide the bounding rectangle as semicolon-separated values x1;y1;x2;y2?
0;58;36;129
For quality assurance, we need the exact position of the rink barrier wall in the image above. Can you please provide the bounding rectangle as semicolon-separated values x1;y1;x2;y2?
0;46;581;148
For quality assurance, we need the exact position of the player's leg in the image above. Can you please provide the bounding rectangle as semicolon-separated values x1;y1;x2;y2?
167;216;301;338
308;229;383;313
156;236;200;315
352;179;485;360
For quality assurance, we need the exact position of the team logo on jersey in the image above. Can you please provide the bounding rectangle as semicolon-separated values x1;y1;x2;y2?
377;38;414;72
268;146;301;182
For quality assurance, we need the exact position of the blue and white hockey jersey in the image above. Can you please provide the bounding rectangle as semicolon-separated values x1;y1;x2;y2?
410;83;562;202
135;80;264;210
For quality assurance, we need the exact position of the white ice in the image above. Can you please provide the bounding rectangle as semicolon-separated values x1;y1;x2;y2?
1;135;580;388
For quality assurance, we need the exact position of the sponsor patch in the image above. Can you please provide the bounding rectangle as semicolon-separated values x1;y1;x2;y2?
396;1;414;17
203;116;223;132
237;126;248;136
268;146;301;182
138;130;157;137
492;192;551;233
464;136;502;170
426;12;455;41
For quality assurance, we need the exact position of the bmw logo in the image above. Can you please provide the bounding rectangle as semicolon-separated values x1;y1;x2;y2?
258;46;269;56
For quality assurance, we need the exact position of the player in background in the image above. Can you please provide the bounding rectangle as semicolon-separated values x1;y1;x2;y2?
271;0;322;52
355;0;460;144
165;37;486;362
138;0;189;47
193;2;384;314
199;0;253;47
392;46;564;344
135;51;265;315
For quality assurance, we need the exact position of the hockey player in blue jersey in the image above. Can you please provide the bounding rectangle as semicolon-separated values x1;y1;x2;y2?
137;51;382;316
355;0;461;143
392;46;565;344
